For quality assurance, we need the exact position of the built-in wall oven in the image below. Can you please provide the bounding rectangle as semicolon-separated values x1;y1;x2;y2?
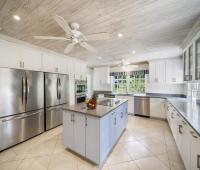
75;80;87;103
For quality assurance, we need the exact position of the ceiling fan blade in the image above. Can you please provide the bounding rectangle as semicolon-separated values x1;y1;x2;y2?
64;42;75;54
84;32;110;41
80;42;97;53
53;15;72;36
34;36;70;41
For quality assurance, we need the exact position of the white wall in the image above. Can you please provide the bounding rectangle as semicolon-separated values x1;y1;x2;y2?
145;83;184;94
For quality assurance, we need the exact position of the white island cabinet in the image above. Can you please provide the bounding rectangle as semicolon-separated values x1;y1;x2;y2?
63;100;128;166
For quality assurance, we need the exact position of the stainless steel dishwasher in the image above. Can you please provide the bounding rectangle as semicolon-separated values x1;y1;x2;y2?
134;96;150;117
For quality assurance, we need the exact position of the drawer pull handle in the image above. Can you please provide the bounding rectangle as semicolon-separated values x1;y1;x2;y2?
191;131;198;138
197;155;200;168
178;125;183;134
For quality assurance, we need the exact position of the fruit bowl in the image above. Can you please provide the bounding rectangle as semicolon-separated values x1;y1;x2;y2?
86;98;97;109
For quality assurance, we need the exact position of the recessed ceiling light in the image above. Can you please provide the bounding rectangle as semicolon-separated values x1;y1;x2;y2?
98;56;102;60
13;15;21;21
132;50;136;54
118;33;123;38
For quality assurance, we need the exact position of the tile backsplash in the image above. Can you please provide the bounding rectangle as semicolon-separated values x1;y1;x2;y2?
186;82;200;99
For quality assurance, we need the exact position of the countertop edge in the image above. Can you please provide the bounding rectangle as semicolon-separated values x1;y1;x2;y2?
167;99;200;137
62;99;128;118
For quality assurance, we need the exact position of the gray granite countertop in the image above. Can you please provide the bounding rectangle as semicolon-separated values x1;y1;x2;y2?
167;98;200;136
62;98;128;118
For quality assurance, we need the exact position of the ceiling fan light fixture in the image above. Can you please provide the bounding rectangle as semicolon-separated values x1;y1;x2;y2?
118;33;123;38
132;50;136;54
13;15;21;21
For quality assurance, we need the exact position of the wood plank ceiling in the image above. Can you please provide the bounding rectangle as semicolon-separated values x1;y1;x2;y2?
0;0;200;66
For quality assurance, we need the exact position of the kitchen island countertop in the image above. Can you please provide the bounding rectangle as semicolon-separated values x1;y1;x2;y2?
62;98;128;118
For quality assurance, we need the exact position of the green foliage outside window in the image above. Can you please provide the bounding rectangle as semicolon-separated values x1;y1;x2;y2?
112;73;146;94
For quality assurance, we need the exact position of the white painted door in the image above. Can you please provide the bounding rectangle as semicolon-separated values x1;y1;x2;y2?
63;111;74;149
190;130;200;170
73;113;86;156
110;111;117;147
75;62;81;80
156;61;166;83
20;47;42;71
181;121;191;170
100;114;111;163
42;52;59;73
149;61;156;83
0;40;21;69
86;115;100;164
150;98;166;118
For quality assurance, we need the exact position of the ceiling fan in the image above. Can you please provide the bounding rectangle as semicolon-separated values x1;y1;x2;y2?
34;15;110;54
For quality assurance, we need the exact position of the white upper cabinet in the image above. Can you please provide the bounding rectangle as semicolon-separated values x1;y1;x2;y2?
42;52;67;74
149;58;183;84
0;40;42;70
19;47;42;71
42;52;59;73
149;60;165;83
0;40;21;69
166;58;183;84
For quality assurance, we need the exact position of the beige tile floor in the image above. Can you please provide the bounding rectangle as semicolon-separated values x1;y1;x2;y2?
0;115;185;170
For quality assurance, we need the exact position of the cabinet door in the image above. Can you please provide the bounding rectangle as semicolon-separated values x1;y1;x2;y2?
74;62;81;80
156;61;166;83
149;62;156;83
190;130;200;170
63;111;74;149
0;40;21;69
110;111;117;147
195;37;200;80
86;116;100;164
73;113;86;156
68;58;75;79
181;121;191;170
42;53;59;73
150;98;166;118
123;102;128;128
57;57;67;74
20;47;42;71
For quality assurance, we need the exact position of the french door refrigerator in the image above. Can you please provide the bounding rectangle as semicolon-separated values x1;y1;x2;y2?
45;73;68;130
0;68;44;151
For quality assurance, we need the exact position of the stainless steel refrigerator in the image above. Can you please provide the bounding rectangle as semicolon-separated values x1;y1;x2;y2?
0;68;44;151
45;73;68;130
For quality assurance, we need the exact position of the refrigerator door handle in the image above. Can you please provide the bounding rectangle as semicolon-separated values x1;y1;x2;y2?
59;78;61;100
1;111;41;122
21;77;24;104
56;77;59;100
25;75;28;105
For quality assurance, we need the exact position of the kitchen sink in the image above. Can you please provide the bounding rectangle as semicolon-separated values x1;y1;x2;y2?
98;99;120;107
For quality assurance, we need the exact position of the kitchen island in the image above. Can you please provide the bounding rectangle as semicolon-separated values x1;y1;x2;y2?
62;98;128;167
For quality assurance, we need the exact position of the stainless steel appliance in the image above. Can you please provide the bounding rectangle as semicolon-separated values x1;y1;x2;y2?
0;68;44;151
75;80;87;103
45;73;69;130
134;96;150;117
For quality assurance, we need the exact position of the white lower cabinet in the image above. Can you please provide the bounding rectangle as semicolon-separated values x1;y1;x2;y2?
63;101;128;166
150;98;166;118
190;130;200;170
85;115;100;163
73;113;85;156
167;103;200;170
63;111;85;156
